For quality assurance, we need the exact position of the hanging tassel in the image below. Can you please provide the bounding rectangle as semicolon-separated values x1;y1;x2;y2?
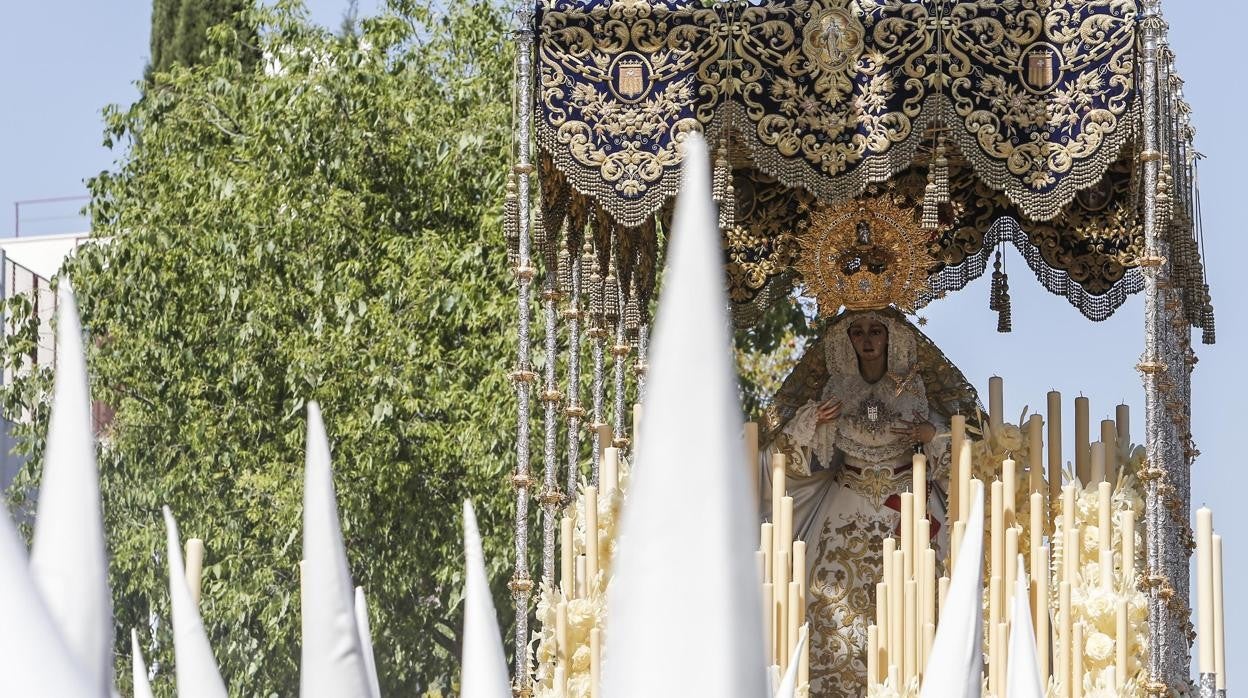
604;272;620;324
989;249;1004;312
931;147;949;204
557;248;572;296
589;267;604;327
1201;285;1216;345
922;182;940;229
624;279;641;339
714;143;735;232
996;270;1012;333
504;174;519;266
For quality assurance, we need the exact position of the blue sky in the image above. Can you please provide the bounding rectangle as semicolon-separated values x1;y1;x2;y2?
1;0;1243;685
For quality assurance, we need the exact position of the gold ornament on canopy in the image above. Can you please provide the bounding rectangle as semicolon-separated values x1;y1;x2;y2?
794;196;935;314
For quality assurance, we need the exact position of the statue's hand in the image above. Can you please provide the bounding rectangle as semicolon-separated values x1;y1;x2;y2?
891;411;936;443
815;398;842;425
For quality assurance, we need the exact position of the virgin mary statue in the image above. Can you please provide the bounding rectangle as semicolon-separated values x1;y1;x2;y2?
760;306;979;696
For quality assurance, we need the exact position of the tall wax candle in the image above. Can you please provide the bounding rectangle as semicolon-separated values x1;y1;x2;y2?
1072;623;1085;698
793;540;807;598
557;601;570;669
1062;485;1076;585
901;492;915;580
1060;581;1072;698
913;453;927;537
904;579;917;683
1098;482;1113;590
1028;414;1044;495
185;538;205;606
1214;534;1226;690
596;424;612;470
1047;391;1063;517
761;522;774;584
891;550;904;669
1100;419;1118;483
744;421;759;501
1074;397;1090;485
602;447;620;495
923;547;937;627
989;376;1004;434
1196;507;1215;673
876;582;889;667
868;624;880;686
951;522;965;576
585;486;599;588
938;576;950;621
762;582;775;666
958;440;972;525
788;582;801;662
1090;441;1106;485
1003;458;1017;530
590;628;602;697
1115;600;1128;691
575;555;587;598
951;414;966;524
1005;529;1019;610
561;516;574;594
779;496;794;562
771;453;786;528
991;481;1004;578
1038;545;1051;683
1122;510;1135;586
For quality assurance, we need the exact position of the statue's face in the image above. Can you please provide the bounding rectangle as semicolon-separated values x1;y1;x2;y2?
847;318;888;363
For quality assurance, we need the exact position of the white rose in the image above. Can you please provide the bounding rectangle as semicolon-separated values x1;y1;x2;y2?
996;424;1024;454
1085;631;1114;663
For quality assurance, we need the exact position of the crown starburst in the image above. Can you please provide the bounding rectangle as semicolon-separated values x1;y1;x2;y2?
794;195;934;314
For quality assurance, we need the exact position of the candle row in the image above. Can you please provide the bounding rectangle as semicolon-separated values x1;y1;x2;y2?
759;450;811;690
867;453;945;691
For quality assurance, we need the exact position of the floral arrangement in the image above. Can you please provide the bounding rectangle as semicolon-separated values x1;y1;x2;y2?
531;458;629;698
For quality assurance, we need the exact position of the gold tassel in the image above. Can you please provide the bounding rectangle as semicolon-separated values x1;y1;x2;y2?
557;248;572;296
931;149;949;204
996;271;1012;333
604;272;620;323
1202;285;1216;345
989;249;1004;312
715;143;735;232
922;182;940;229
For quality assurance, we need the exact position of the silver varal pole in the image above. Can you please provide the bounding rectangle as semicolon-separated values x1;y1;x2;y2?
1138;2;1174;695
509;4;536;692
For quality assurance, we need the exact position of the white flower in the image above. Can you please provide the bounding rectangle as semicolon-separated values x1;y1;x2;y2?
1085;630;1114;663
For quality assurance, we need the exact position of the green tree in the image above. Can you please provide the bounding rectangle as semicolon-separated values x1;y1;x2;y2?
6;1;522;694
148;0;255;77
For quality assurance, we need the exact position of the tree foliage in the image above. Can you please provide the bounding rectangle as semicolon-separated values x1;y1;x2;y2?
7;2;522;694
148;0;256;77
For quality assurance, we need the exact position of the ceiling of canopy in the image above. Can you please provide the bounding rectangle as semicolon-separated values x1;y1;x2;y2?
528;0;1212;332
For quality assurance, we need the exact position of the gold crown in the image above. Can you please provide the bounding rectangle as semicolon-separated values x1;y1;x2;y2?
793;195;933;314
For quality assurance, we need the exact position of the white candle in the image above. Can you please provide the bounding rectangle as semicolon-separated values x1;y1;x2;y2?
876;582;889;668
1196;507;1215;674
1115;404;1130;449
1003;458;1017;530
185;538;205;606
1072;622;1084;698
1100;419;1117;483
793;540;807;599
1060;581;1072;698
1214;534;1226;690
561;516;574;595
989;376;1004;434
868;624;880;686
958;440;972;525
762;581;775;666
788;581;801;661
744;421;759;501
1115;599;1128;690
891;550;904;669
601;447;619;495
1038;545;1051;683
760;522;774;584
904;579;917;683
1047;391;1063;514
1074;397;1090;485
1122;510;1135;588
938;576;950;621
585;486;599;590
590;627;602;697
575;555;586;599
771;453;786;530
901;492;915;581
913;453;927;538
1090;441;1106;485
596;423;612;467
779;496;794;559
951;414;966;527
991;481;1004;579
557;600;570;670
1005;528;1019;610
1097;481;1112;589
1027;414;1044;495
1062;485;1076;585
